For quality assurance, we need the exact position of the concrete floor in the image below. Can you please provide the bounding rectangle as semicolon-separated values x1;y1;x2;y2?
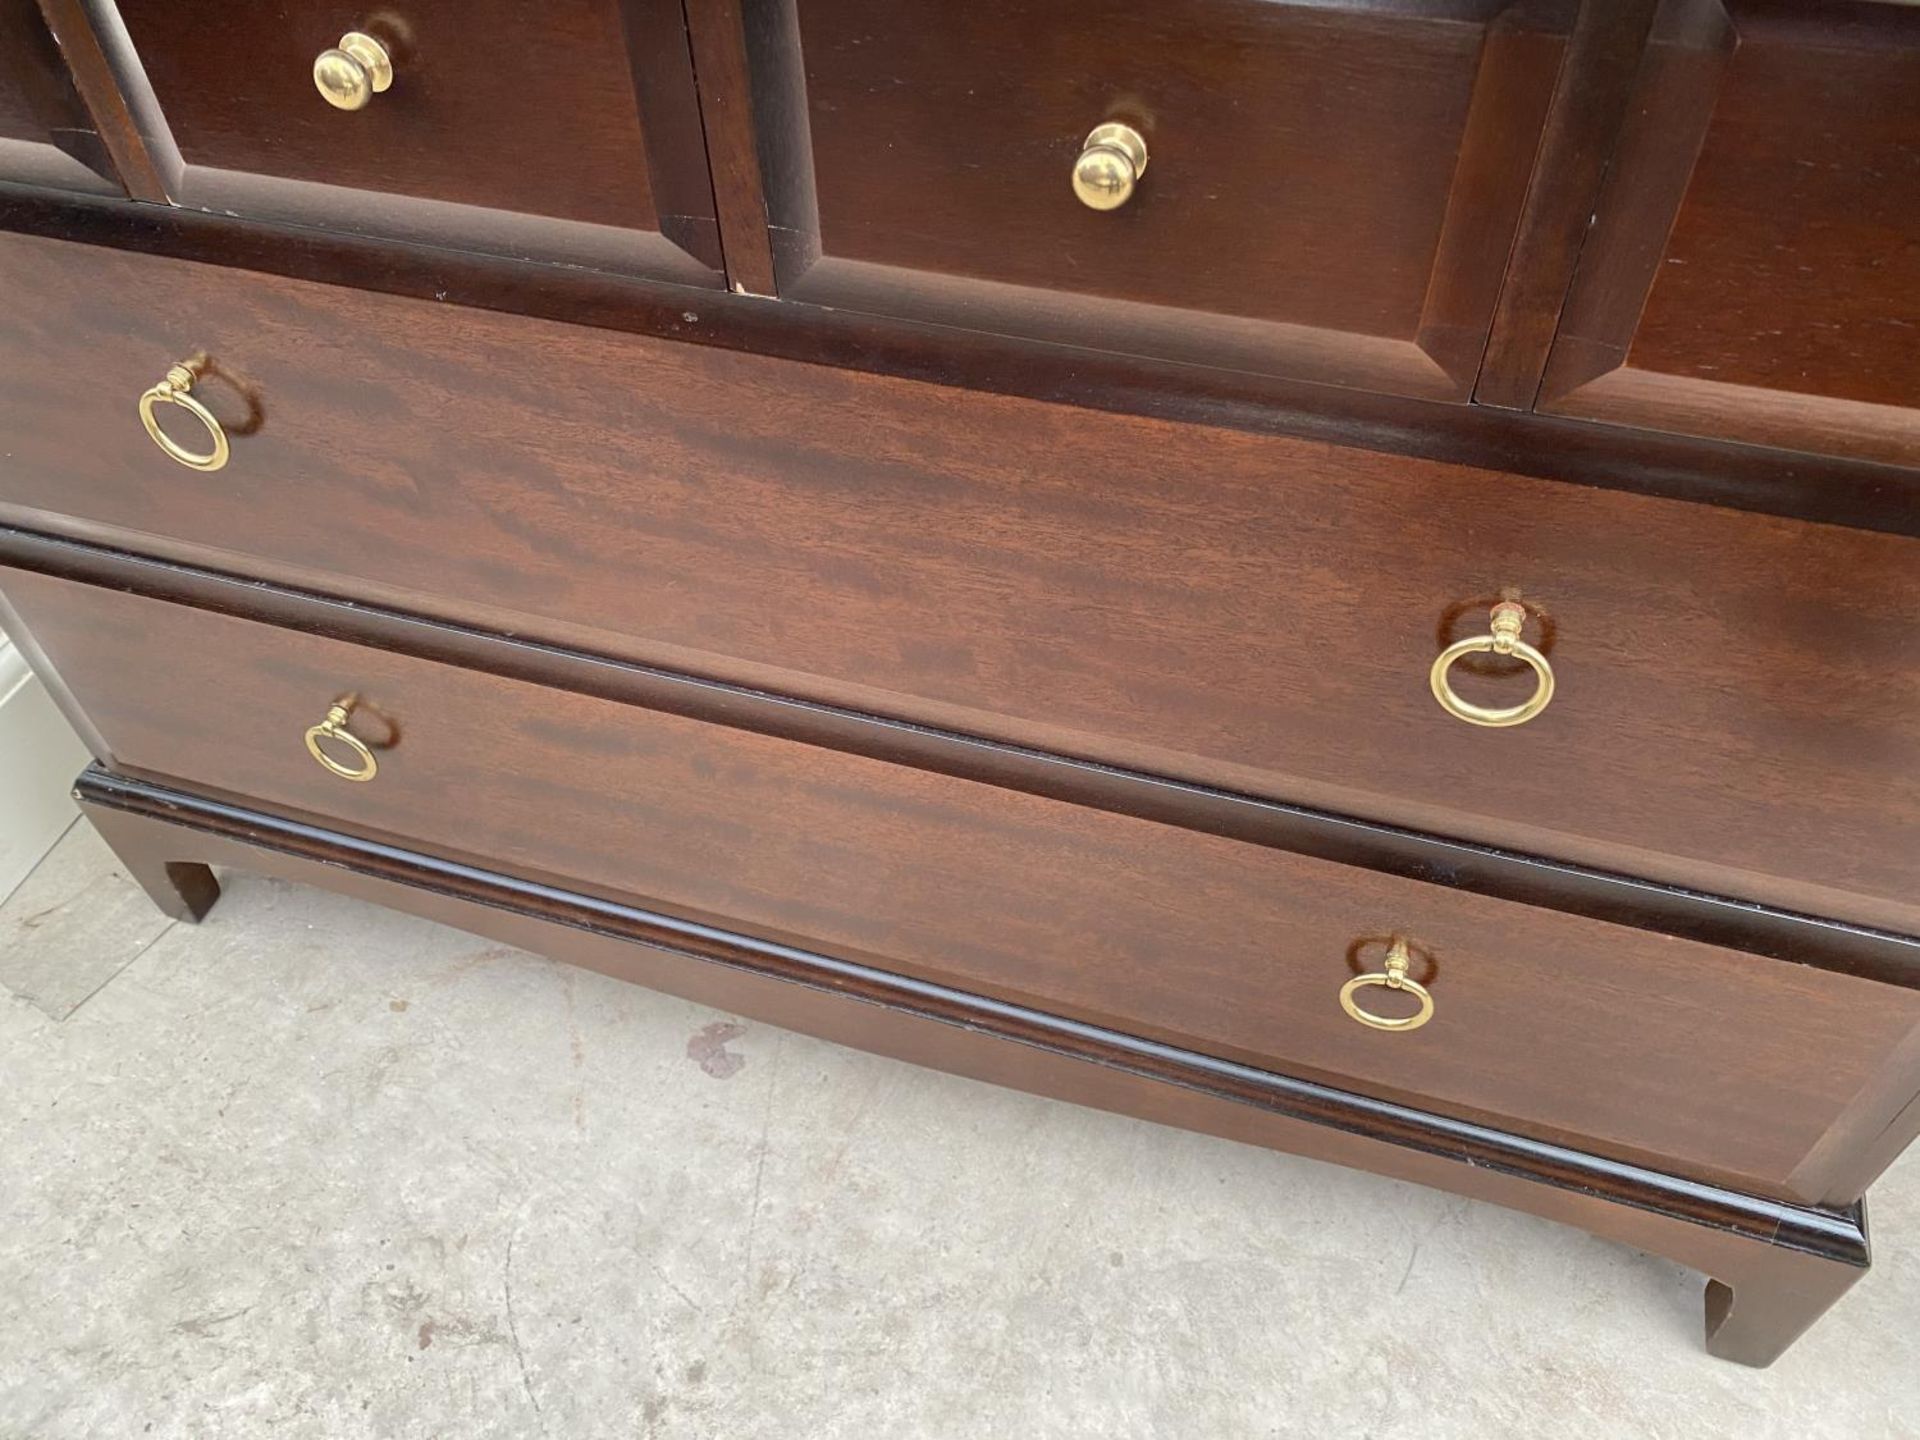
1;823;1915;1439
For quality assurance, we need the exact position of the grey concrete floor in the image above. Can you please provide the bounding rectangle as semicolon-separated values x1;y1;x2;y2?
1;822;1916;1439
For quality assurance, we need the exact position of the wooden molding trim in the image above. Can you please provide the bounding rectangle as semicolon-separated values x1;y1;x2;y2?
1473;0;1663;409
7;524;1915;989
682;0;783;295
34;0;181;201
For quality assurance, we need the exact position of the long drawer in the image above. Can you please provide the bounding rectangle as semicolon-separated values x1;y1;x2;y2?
7;565;1919;1201
1;234;1917;933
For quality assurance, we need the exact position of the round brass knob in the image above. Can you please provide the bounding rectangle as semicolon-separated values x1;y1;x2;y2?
1072;122;1148;211
313;31;393;111
1430;600;1554;728
137;359;229;471
1339;939;1435;1033
304;698;379;782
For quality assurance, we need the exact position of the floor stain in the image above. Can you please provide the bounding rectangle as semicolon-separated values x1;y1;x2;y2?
362;1045;408;1098
172;1305;254;1337
426;945;522;989
414;1314;504;1350
687;1021;747;1080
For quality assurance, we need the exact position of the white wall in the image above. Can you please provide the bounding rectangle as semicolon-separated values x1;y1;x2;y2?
0;636;93;903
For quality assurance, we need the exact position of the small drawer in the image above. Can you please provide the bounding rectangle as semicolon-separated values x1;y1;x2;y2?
766;0;1570;396
114;0;720;281
8;565;1920;1204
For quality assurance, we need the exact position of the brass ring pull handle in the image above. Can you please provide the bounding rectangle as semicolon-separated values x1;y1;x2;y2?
304;699;379;782
137;360;230;472
1339;939;1435;1033
1429;600;1554;728
314;31;394;111
1072;122;1148;211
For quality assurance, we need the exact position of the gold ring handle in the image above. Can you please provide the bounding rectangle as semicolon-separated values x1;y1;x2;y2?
1429;600;1554;728
1072;122;1148;211
313;31;394;111
1338;939;1435;1033
304;699;378;782
137;360;230;472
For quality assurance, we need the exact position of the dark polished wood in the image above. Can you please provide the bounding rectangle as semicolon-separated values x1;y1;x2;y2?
5;183;1917;538
6;522;1914;988
4;0;147;196
623;0;727;272
3;230;1916;934
683;0;778;295
1541;0;1920;464
10;566;1920;1202
0;0;115;193
752;0;1567;397
109;0;719;280
1473;0;1660;407
75;766;1877;1366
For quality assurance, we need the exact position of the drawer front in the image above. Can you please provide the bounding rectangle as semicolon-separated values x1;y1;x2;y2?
8;565;1920;1199
0;0;120;195
114;0;720;281
766;0;1567;396
2;234;1918;933
1541;0;1920;463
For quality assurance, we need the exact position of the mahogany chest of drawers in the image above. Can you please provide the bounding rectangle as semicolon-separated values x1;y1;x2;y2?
3;0;1917;1367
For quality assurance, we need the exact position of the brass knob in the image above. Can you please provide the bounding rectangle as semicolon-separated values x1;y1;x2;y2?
137;358;229;471
313;31;393;111
1430;600;1554;728
304;698;379;782
1339;939;1435;1033
1072;122;1148;211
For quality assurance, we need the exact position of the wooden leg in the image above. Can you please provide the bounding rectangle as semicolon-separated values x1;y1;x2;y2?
81;798;222;922
1703;1214;1869;1367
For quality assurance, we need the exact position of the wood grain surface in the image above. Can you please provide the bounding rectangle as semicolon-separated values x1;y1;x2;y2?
761;0;1567;394
1473;0;1659;407
1;231;1915;933
10;566;1920;1203
683;0;779;294
1542;0;1920;463
110;0;720;278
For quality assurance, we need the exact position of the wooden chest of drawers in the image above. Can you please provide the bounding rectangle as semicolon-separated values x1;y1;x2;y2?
3;0;1917;1366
